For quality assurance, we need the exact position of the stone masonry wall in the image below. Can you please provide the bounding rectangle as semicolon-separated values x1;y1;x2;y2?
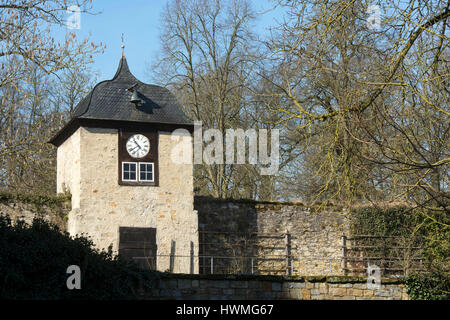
56;126;81;208
195;197;349;275
138;274;409;300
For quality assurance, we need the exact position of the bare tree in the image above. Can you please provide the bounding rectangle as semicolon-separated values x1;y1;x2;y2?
0;63;95;194
259;0;449;210
0;0;103;86
152;0;282;199
0;0;101;194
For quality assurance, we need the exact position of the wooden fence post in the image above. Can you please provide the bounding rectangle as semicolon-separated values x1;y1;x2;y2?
169;240;176;273
251;257;254;274
342;234;347;275
190;241;194;274
285;230;291;276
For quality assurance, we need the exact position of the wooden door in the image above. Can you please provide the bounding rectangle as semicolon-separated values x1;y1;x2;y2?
118;227;157;270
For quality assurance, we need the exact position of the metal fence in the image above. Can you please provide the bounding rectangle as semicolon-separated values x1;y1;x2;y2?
129;232;428;278
199;231;298;275
131;255;344;275
342;234;426;277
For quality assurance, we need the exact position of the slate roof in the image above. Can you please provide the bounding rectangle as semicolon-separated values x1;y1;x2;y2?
71;55;192;125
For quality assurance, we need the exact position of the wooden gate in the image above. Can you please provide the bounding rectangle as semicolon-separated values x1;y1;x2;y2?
118;227;157;270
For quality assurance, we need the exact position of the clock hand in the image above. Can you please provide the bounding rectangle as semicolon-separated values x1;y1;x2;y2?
129;145;139;152
133;138;142;149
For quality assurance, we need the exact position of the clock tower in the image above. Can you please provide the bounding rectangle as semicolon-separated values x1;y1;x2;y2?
50;54;198;273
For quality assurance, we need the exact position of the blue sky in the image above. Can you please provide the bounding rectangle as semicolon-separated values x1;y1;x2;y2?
60;0;285;83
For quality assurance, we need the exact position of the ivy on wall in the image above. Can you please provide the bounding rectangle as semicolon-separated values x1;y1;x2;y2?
0;191;71;230
350;205;449;300
350;205;423;237
0;191;70;209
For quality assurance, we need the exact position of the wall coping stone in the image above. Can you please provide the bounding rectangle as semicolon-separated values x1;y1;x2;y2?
194;196;345;210
155;272;405;285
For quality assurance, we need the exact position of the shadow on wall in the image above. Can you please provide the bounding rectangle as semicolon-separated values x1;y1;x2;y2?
195;196;258;275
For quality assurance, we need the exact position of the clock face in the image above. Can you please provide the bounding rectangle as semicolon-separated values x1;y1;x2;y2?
126;134;150;158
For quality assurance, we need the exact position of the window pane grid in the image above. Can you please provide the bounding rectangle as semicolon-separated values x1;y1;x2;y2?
139;163;154;182
122;162;154;183
122;162;137;181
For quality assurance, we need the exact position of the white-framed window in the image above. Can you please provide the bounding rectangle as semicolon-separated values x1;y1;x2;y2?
139;162;154;182
122;162;154;182
122;162;137;181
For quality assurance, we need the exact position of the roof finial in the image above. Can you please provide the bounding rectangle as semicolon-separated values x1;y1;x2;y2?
121;33;125;57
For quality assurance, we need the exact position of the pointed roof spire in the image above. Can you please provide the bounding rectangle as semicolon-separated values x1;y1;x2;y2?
113;53;134;81
48;52;193;147
121;33;126;58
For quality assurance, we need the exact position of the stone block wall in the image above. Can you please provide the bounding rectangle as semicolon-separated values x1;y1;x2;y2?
195;197;349;275
138;274;409;300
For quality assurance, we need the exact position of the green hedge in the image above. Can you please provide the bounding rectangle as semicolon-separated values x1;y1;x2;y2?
405;273;449;300
0;215;158;299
